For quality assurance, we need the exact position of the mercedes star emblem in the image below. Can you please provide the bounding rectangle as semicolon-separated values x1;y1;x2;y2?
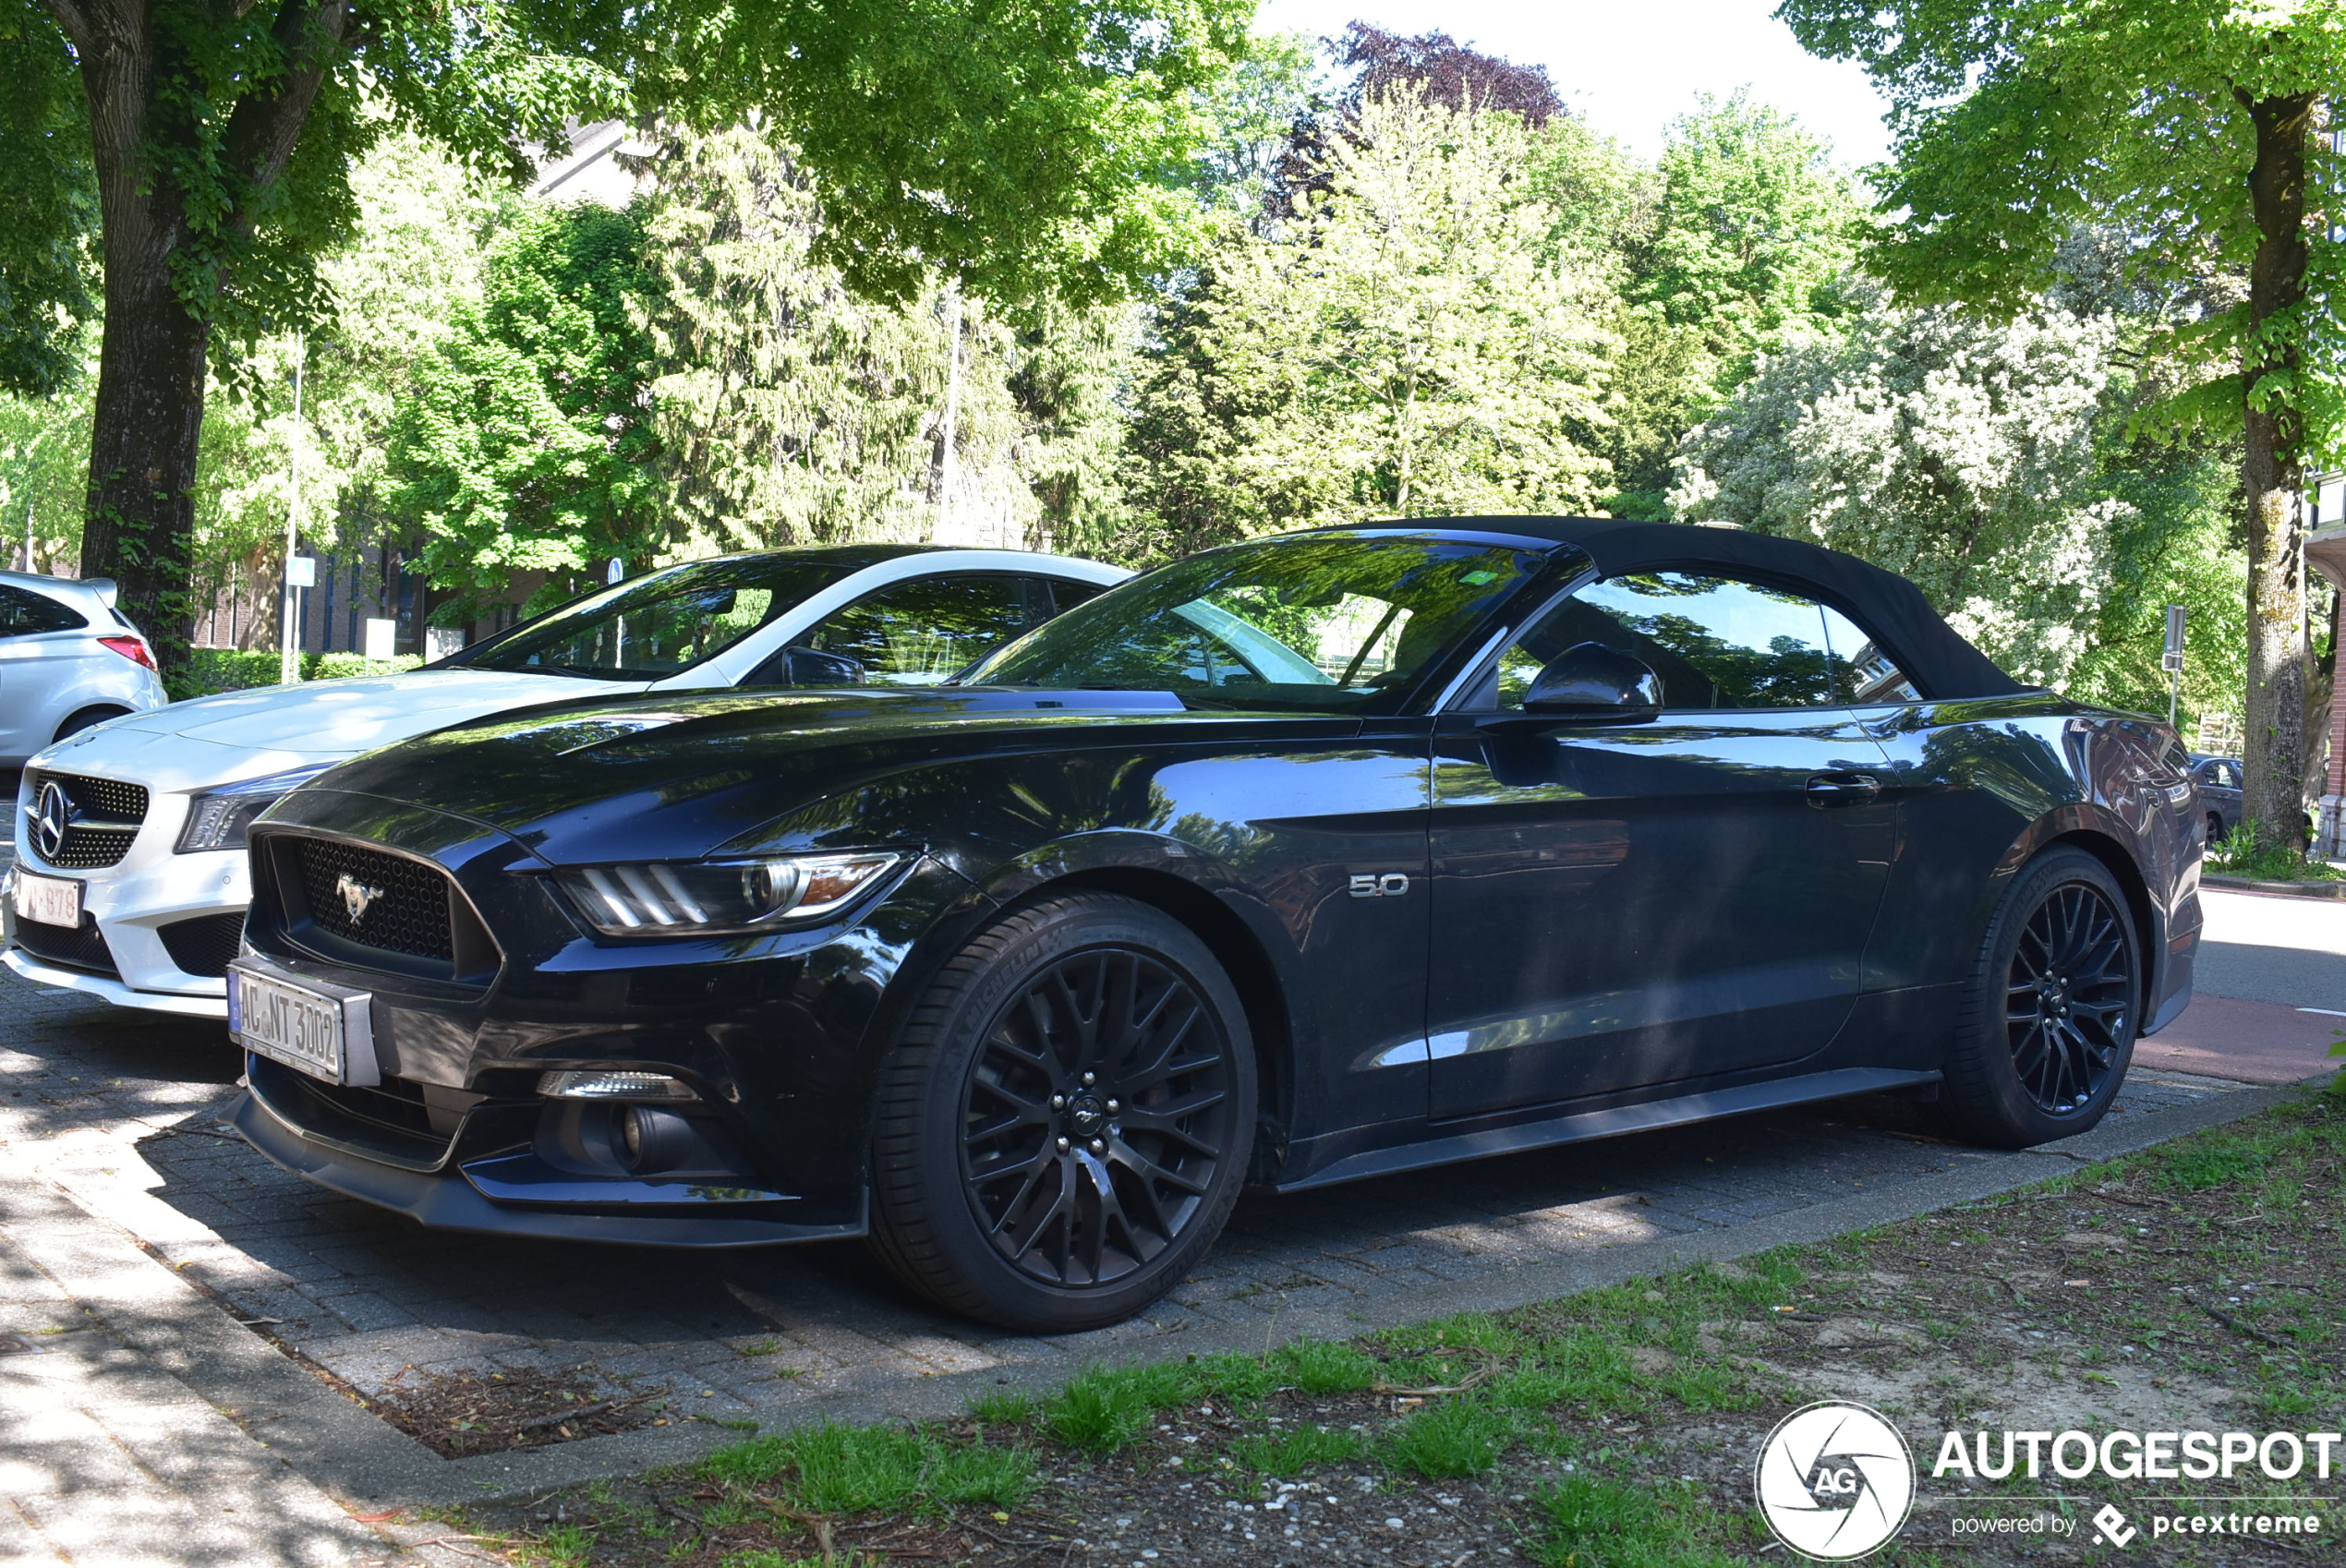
336;873;384;924
30;781;73;863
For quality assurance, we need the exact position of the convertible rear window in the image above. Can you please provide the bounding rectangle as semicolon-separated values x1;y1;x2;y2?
962;534;1548;715
457;559;852;680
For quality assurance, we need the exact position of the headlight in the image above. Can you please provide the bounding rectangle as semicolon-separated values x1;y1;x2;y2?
550;851;904;936
175;764;334;853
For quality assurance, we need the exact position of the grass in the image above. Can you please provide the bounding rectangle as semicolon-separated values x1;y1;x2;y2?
700;1421;1034;1514
495;1095;2346;1568
1531;1475;1749;1568
1224;1422;1370;1477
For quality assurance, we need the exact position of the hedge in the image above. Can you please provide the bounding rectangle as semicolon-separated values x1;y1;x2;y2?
168;649;427;701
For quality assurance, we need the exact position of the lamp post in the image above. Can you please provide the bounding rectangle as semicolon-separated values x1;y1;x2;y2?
279;336;307;685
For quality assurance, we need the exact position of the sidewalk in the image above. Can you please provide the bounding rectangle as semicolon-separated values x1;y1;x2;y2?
0;1145;409;1568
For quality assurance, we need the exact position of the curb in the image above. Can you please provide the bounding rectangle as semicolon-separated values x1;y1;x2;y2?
2203;873;2346;900
5;1073;2325;1512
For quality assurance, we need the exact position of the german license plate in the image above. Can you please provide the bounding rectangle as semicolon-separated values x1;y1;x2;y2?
227;960;378;1086
12;871;81;929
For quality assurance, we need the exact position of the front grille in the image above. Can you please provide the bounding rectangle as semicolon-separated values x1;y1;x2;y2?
24;770;150;870
159;911;246;978
289;839;453;961
12;915;119;977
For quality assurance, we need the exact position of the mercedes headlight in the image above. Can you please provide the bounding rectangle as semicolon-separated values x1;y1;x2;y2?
175;764;334;853
550;851;905;936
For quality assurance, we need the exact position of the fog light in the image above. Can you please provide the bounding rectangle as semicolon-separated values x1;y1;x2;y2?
615;1105;696;1174
537;1070;698;1103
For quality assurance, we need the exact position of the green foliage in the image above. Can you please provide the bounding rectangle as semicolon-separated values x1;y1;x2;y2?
700;1421;1034;1514
387;200;662;619
1225;1423;1369;1478
1532;1475;1743;1568
0;10;93;397
1044;1361;1199;1452
1776;1;2346;464
1383;1393;1523;1478
635;124;1142;559
1125;86;1616;559
2207;824;2344;883
167;649;422;700
0;369;92;570
1675;288;2136;684
965;1390;1034;1426
1628;91;1859;392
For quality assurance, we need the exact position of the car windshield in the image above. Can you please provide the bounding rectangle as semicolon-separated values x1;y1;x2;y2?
963;533;1551;714
459;558;853;681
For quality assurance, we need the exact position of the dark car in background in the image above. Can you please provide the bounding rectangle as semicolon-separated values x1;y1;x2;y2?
2190;755;2243;844
224;519;2203;1332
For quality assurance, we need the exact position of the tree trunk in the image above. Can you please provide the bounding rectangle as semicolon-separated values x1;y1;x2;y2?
59;0;350;684
2239;90;2315;852
79;258;210;678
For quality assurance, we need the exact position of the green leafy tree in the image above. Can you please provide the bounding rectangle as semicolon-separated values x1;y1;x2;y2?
13;0;1248;677
1674;289;2135;685
1128;87;1616;555
635;123;1142;561
1610;92;1860;511
385;201;660;620
1778;0;2346;851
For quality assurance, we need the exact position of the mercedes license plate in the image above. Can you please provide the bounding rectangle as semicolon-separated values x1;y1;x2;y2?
12;871;82;929
227;960;378;1086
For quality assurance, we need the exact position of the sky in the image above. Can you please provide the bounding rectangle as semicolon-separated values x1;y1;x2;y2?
1252;0;1898;169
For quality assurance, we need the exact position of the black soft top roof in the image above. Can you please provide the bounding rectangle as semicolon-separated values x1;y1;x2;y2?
1340;516;2026;700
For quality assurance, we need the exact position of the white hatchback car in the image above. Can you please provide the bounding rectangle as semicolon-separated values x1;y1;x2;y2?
4;544;1126;1016
0;572;169;765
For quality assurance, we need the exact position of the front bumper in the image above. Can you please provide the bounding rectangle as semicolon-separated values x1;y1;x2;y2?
3;944;228;1017
231;1060;866;1248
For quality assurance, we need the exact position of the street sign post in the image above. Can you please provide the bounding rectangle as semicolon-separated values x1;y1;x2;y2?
2162;604;2187;728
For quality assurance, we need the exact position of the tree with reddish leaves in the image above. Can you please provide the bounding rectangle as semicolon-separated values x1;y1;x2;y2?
1271;24;1566;219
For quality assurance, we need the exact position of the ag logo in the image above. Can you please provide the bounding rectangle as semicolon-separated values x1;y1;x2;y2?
1753;1400;1915;1560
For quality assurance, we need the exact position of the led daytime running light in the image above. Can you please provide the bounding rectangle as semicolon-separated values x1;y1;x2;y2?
553;851;902;937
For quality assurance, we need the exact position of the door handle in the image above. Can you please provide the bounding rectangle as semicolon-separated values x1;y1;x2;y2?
1806;772;1882;807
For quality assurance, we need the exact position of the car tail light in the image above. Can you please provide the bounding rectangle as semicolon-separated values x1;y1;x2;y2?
99;636;155;669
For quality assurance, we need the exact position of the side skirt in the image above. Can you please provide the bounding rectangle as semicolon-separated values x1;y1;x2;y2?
1272;1067;1943;1194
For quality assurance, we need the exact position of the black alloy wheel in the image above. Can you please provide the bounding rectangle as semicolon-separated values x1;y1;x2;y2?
2002;882;2132;1115
1941;846;2140;1148
960;947;1240;1288
866;892;1256;1332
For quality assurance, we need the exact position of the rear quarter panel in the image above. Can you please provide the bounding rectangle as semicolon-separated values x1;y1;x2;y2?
1856;695;2198;1046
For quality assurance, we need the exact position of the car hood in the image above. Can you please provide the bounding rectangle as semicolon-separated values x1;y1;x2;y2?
43;669;645;791
290;686;1341;865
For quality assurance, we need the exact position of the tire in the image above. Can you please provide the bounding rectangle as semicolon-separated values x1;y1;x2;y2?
2205;812;2223;845
52;706;129;743
865;892;1257;1332
1940;847;2141;1148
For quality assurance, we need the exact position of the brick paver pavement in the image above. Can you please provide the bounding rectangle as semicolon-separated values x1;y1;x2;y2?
0;965;2239;1435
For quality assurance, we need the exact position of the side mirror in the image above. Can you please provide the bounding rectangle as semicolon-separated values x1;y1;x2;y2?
1518;641;1663;722
780;646;867;687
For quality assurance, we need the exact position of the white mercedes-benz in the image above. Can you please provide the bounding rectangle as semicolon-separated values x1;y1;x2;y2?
3;544;1127;1017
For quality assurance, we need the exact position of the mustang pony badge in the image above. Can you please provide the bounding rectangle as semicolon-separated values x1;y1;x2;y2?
335;874;384;924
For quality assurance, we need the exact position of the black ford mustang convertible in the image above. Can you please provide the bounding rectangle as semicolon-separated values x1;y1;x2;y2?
228;520;2203;1331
